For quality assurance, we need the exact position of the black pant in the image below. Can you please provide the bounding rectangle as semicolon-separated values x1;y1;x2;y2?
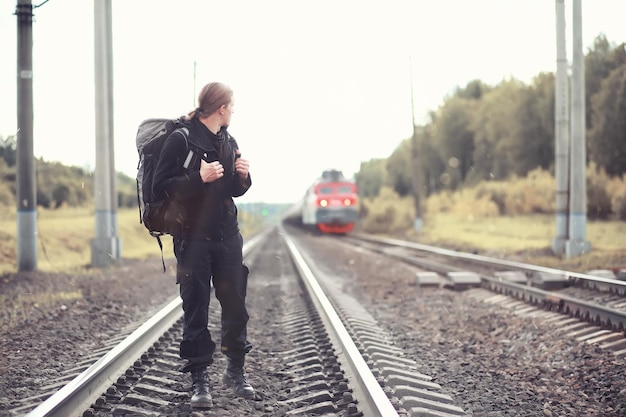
174;233;252;373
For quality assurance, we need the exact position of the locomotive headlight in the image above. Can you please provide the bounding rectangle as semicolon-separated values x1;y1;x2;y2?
343;199;351;206
320;199;328;207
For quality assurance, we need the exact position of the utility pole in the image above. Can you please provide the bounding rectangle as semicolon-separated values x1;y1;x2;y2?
566;0;590;257
409;56;422;233
91;0;121;267
552;0;591;258
551;0;569;256
15;0;37;271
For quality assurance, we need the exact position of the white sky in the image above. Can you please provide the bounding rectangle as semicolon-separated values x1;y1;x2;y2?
1;1;626;204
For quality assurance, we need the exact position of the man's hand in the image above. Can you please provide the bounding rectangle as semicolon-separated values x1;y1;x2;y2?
234;150;249;180
200;160;224;183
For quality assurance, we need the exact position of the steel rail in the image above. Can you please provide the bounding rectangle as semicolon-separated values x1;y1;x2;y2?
25;230;269;417
352;232;626;288
351;232;626;334
484;276;626;333
282;232;400;417
25;297;182;417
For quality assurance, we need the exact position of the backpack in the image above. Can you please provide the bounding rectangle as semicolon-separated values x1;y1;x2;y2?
135;117;191;271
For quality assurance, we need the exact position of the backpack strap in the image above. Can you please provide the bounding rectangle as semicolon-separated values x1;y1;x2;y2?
156;235;166;273
172;127;195;169
156;126;188;274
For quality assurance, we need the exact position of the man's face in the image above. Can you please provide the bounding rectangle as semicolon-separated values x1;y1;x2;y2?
223;101;235;127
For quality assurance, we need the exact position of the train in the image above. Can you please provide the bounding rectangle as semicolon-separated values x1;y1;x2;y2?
285;169;360;234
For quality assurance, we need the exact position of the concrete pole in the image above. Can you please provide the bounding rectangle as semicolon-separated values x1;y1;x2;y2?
566;0;590;257
106;1;120;260
91;0;120;266
15;0;37;271
551;0;569;256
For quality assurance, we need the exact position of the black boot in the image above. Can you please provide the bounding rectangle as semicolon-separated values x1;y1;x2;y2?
223;357;255;398
190;367;213;408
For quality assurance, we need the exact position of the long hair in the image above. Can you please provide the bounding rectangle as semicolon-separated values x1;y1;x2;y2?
187;82;233;119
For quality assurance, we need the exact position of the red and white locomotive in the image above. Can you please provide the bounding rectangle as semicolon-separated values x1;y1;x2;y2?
301;169;359;234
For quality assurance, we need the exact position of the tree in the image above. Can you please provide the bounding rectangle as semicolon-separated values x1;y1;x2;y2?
354;158;387;198
588;65;626;176
417;123;445;196
454;79;492;100
585;35;626;130
52;184;70;208
386;140;413;197
0;135;17;167
431;96;476;189
507;73;555;176
469;79;525;183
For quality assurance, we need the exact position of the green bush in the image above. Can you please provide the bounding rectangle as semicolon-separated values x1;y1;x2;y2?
366;166;626;228
586;163;616;220
36;189;51;208
613;190;626;221
474;181;508;214
425;188;499;219
52;184;70;209
360;187;414;233
606;173;626;221
425;191;453;214
119;191;138;209
503;169;555;215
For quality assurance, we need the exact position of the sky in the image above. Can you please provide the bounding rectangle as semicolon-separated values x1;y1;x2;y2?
1;1;626;204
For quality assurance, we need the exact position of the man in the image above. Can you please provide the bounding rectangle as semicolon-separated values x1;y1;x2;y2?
152;82;254;409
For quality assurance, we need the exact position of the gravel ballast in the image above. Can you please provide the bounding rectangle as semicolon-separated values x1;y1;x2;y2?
1;230;625;416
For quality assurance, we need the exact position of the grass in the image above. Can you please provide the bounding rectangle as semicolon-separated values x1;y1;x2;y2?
0;207;165;275
0;206;624;275
0;206;272;275
410;212;626;272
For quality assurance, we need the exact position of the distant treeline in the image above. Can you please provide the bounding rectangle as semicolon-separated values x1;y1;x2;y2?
0;138;291;225
356;35;626;206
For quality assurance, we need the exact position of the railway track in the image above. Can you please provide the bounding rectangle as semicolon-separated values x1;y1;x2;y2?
20;228;470;417
340;232;626;355
13;226;626;416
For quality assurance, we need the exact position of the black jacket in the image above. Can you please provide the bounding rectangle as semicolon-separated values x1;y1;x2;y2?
152;117;251;240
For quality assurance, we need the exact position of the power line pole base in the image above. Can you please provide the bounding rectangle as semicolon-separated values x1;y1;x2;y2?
413;217;423;233
550;237;567;256
17;211;37;271
564;239;591;259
